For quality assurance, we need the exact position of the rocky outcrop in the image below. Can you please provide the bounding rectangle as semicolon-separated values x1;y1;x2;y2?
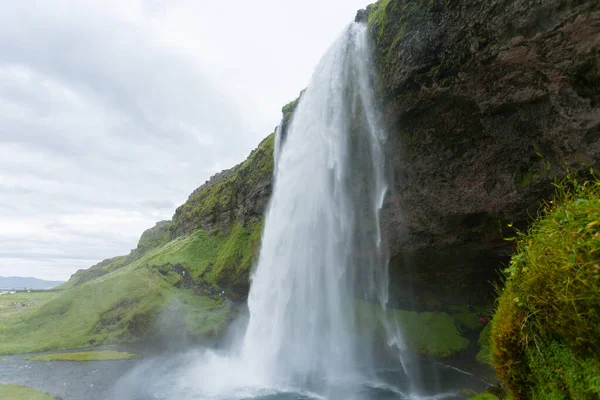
136;220;172;254
170;95;301;240
362;0;600;306
171;134;275;238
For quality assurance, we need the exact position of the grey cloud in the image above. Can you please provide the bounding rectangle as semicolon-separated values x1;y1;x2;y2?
138;200;176;210
0;0;370;281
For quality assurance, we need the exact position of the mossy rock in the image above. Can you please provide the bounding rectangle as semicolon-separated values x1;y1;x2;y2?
357;301;470;357
491;175;600;399
476;322;492;365
467;394;499;400
453;312;481;332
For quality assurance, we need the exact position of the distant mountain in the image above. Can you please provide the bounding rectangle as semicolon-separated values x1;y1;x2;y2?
0;277;64;290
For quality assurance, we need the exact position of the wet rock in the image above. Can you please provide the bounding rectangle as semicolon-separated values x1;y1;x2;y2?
365;0;600;304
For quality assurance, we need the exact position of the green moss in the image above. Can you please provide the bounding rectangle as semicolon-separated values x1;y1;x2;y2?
515;169;540;189
528;341;600;399
172;133;274;237
0;385;54;400
357;301;470;357
402;310;470;356
367;0;393;43
491;174;600;398
282;96;301;122
453;312;481;331
467;394;499;400
210;221;264;291
476;323;492;365
26;350;138;362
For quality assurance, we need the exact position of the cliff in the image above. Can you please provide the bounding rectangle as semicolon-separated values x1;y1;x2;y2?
362;0;600;307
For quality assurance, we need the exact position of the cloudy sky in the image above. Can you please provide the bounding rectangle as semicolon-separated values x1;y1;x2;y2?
0;0;370;281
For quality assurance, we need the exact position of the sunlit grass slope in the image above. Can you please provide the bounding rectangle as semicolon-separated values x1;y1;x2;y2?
0;134;275;355
491;175;600;399
0;229;248;355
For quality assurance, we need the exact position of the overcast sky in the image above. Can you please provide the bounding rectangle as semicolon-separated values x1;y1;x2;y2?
0;0;371;281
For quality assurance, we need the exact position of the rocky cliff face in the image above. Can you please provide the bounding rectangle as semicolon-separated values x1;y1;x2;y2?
361;0;600;306
171;134;274;238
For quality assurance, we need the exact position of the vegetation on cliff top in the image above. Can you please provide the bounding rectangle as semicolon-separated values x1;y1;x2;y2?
172;133;274;238
491;174;600;399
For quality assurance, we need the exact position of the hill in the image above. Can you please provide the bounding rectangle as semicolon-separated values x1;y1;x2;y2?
0;277;64;290
0;126;284;355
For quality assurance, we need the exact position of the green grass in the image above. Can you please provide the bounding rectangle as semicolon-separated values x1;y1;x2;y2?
491;174;600;398
26;350;137;362
211;221;264;290
0;385;54;400
0;292;57;316
144;229;226;281
0;251;232;354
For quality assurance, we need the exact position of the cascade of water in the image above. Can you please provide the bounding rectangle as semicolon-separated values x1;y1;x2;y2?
157;22;416;400
112;20;486;400
239;22;397;391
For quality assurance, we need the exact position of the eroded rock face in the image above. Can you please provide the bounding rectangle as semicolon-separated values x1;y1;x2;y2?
364;0;600;305
170;134;275;238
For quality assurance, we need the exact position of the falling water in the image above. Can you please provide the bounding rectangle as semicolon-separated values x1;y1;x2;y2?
240;22;392;393
110;21;489;400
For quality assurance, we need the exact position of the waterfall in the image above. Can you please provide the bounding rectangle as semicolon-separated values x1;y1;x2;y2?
111;20;489;400
239;22;392;391
139;22;412;400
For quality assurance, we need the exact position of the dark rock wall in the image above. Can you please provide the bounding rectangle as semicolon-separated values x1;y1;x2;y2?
363;0;600;305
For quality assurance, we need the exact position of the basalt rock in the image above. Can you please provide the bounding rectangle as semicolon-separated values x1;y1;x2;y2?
361;0;600;306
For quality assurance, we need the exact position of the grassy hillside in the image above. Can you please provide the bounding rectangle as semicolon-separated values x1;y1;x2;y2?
491;175;600;399
0;133;278;355
0;219;274;354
